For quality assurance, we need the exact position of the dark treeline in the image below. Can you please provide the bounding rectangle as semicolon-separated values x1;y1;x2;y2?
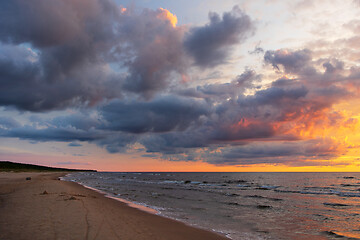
0;161;96;172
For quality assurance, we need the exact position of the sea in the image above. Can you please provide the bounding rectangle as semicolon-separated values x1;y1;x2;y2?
62;172;360;240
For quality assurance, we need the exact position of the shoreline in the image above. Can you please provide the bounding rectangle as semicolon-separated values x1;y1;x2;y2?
0;172;227;240
71;181;160;215
62;175;232;238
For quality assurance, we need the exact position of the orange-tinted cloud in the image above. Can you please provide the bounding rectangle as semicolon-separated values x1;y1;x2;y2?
157;8;177;27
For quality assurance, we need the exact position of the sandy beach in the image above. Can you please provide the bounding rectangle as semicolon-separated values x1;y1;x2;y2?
0;172;226;240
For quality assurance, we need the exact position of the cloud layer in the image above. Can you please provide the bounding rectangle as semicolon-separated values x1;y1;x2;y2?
0;0;359;167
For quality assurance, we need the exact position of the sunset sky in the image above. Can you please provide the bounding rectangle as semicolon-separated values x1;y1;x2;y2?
1;0;360;171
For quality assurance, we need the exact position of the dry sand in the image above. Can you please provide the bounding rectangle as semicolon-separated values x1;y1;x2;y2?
0;172;227;240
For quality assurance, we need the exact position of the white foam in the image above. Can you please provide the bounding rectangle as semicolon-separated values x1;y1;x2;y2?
62;177;159;215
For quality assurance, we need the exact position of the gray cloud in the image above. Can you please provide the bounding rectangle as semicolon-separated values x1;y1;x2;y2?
205;138;347;166
184;6;254;68
95;133;138;153
0;0;122;111
120;9;187;97
2;126;103;142
1;126;102;142
264;49;314;74
68;142;82;147
50;114;101;131
0;113;104;142
0;116;21;129
141;131;209;155
100;95;209;133
177;69;260;100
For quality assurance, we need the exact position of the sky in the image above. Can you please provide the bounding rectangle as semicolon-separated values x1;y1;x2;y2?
1;0;360;172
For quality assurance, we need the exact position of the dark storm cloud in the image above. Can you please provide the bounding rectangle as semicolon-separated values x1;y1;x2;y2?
0;64;353;166
209;121;276;142
0;0;192;110
103;80;310;154
0;1;256;110
1;53;353;166
246;85;308;107
95;133;138;153
133;57;354;163
3;126;103;142
100;96;209;133
0;0;122;111
0;113;104;142
0;54;119;111
0;0;86;47
50;114;101;131
184;6;254;68
140;131;209;155
210;83;309;128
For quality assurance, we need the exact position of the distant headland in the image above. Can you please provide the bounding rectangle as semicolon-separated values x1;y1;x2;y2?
0;161;97;172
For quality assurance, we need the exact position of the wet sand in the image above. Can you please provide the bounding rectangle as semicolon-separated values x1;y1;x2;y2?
0;172;226;240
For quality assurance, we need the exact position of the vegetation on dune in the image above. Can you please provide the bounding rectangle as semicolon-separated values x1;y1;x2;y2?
0;161;96;172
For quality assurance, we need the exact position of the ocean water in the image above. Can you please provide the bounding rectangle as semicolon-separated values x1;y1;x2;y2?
62;172;360;239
